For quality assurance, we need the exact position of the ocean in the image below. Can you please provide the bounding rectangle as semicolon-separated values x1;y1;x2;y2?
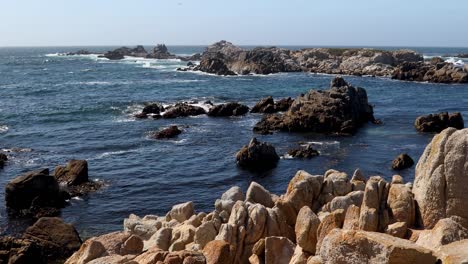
0;45;467;238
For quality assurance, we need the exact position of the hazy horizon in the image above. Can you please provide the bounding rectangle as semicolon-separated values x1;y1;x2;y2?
1;0;467;48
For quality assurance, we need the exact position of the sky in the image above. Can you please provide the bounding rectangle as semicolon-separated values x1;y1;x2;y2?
0;0;467;47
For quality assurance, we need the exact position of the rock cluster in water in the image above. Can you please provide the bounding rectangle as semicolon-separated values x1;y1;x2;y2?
42;127;466;264
254;77;376;135
414;112;464;133
96;44;201;61
5;160;102;218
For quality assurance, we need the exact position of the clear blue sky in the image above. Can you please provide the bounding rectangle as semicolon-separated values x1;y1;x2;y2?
1;0;467;47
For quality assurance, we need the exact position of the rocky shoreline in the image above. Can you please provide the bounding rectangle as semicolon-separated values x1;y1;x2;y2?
2;127;465;263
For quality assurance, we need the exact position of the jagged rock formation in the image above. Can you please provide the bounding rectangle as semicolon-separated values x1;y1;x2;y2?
254;77;376;135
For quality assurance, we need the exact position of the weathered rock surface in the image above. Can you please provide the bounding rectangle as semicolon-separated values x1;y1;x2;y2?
320;229;437;264
54;160;103;197
387;175;415;227
254;77;376;135
245;182;274;208
236;138;279;171
23;217;82;261
264;236;295;264
392;153;415;170
393;61;468;83
101;46;148;60
413;128;468;228
251;96;294;114
358;176;390;232
203;240;232;264
152;126;182;139
5;168;67;216
414;112;464;133
0;236;45;264
295;206;320;254
207;102;249;117
287;145;319;159
163;103;207;118
416;217;468;249
436;239;468;264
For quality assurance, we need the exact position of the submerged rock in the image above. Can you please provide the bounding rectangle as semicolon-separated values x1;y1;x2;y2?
236;138;280;171
254;77;375;135
207;102;249;117
392;153;415;170
414;112;464;132
152;126;182;139
413;128;468;229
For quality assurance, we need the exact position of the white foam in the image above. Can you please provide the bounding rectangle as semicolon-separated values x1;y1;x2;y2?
445;57;465;68
95;150;135;159
0;125;8;133
1;147;32;153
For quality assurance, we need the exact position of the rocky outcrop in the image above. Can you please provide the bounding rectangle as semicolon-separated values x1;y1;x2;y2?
101;46;148;60
207;103;249;117
5;168;68;217
436;239;468;264
66;50;92;56
392;153;415;170
54;160;103;197
135;102;165;119
147;44;176;59
392;61;468;83
414;112;464;133
152;126;182;139
287;145;319;159
251;96;294;114
162;103;207;118
254;77;376;135
416;217;468;249
413;128;468;229
235;138;280;171
23;217;82;261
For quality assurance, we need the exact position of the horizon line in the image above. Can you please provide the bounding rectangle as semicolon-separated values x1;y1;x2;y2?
1;43;467;49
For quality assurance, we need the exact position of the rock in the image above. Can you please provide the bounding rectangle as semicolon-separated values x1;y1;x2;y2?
393;61;468;83
54;160;89;186
101;46;148;60
264;236;295;264
87;255;136;264
124;214;161;240
416;217;468;249
133;247;168;264
415;112;464;132
142;103;165;115
316;209;345;251
321;191;364;213
343;205;361;230
65;239;107;264
0;236;45;264
93;231;143;256
0;153;7;168
66;50;92;56
251;96;276;113
54;160;102;197
245;182;274;208
147;227;172;251
413;128;468;228
152;126;182;139
215;186;244;214
163;103;207;118
319;229;437;264
392;153;415;170
275;98;294;112
287;145;319;159
194;222;217;248
23;217;82;261
386;222;408;238
387;178;415;227
295;206;320;254
5;169;67;215
193;55;237;76
169;202;195;223
203;240;232;264
436;239;468;264
236;138;280;171
289;246;309;264
207;102;249;117
148;44;177;59
358;176;390;232
254;77;375;135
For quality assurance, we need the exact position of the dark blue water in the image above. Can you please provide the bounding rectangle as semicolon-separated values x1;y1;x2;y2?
0;46;467;238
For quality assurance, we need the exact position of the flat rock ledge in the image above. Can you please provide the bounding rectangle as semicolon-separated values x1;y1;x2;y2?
58;128;468;264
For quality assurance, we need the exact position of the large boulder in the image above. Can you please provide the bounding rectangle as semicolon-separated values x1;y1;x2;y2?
416;217;468;249
436;239;468;264
5;169;67;214
54;160;102;197
319;229;437;264
152;126;182;139
207;102;249;117
245;182;274;208
413;128;468;228
358;176;390;232
387;176;415;228
23;217;82;261
236;138;280;171
414;112;464;133
254;77;376;135
203;240;232;264
64;239;107;264
251;96;293;114
295;206;320;254
93;231;143;256
264;236;295;264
